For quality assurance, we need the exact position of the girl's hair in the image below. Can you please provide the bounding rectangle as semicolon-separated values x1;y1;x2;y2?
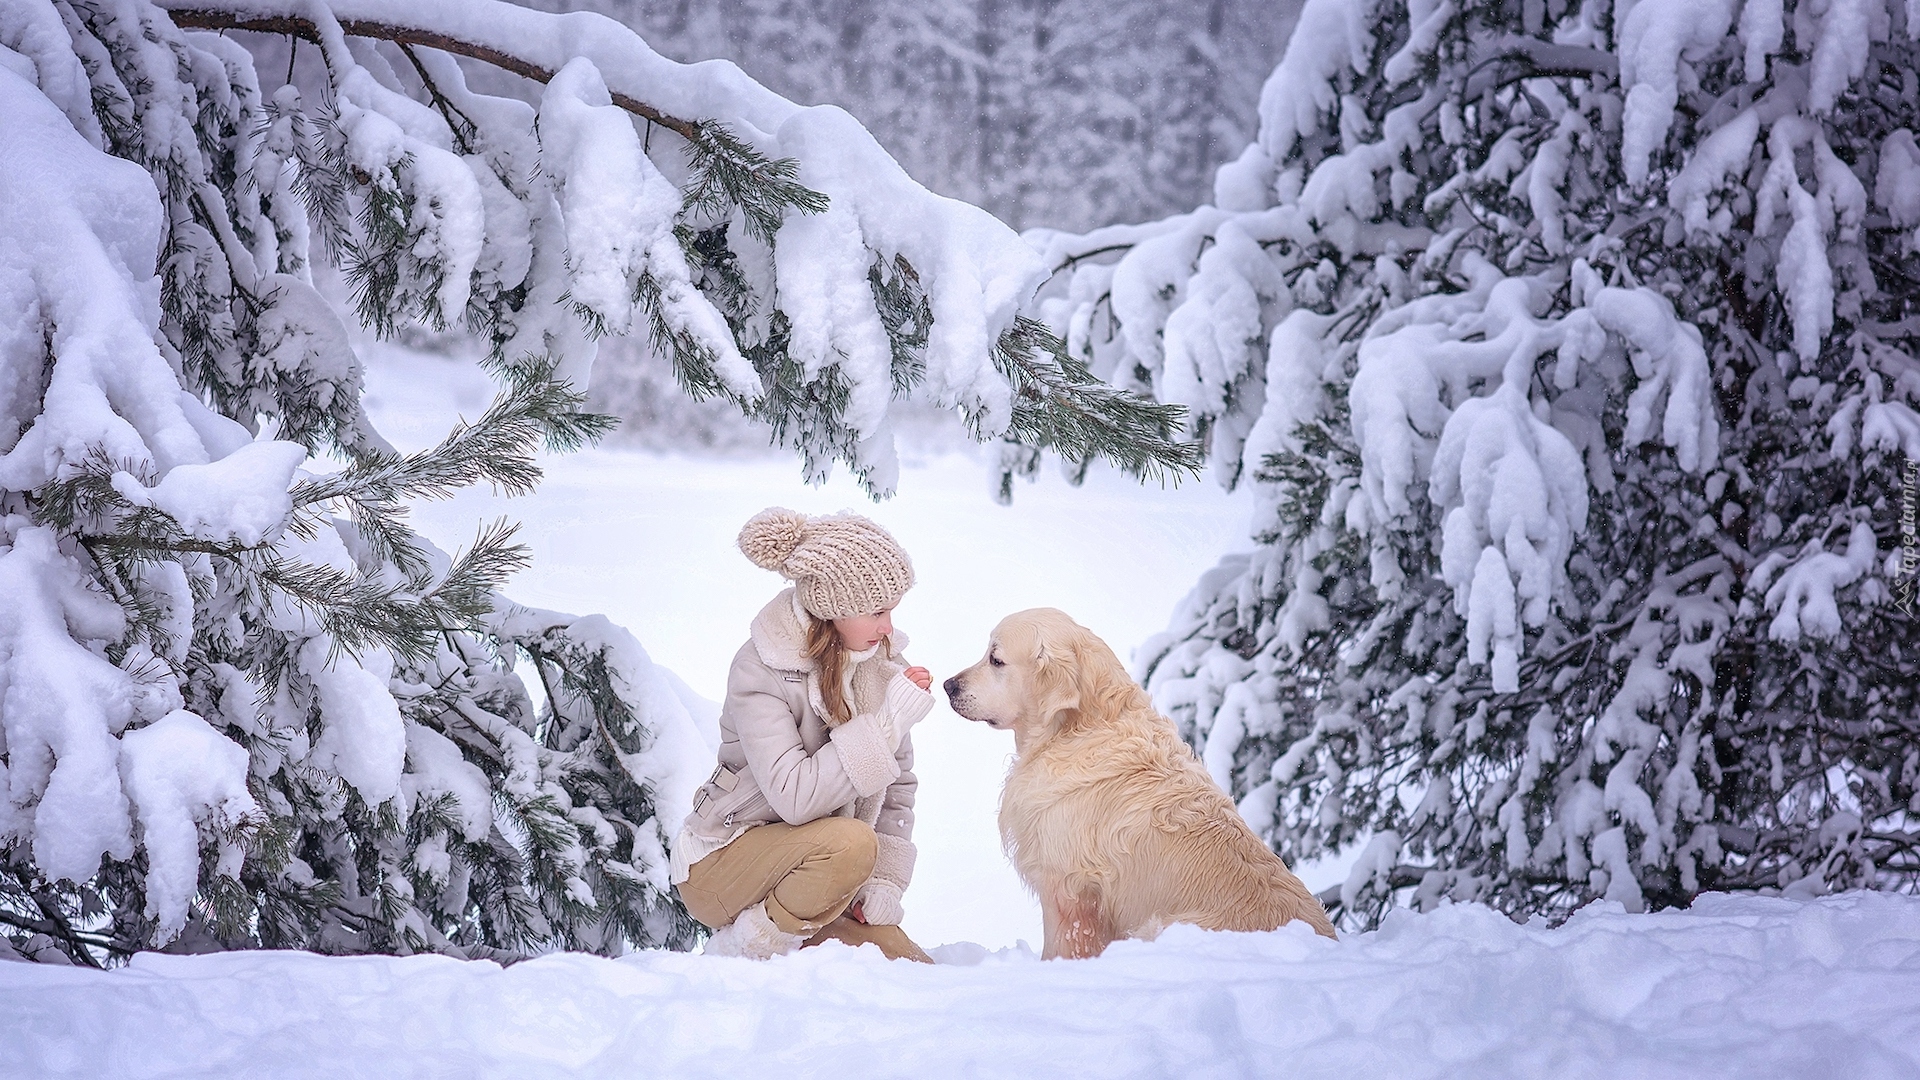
803;616;891;725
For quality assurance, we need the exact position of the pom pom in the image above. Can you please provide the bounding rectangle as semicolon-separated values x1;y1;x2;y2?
737;507;809;573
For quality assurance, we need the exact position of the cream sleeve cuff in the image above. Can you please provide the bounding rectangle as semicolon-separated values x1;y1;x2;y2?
882;671;935;733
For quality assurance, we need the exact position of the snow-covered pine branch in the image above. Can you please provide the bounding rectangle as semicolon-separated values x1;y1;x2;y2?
159;0;1195;495
1028;0;1920;929
0;0;1189;965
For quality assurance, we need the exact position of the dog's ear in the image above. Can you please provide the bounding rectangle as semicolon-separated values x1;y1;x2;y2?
1029;621;1081;722
1031;617;1141;729
1067;626;1140;723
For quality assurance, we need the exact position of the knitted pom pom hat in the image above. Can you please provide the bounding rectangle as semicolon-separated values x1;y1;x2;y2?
737;507;915;620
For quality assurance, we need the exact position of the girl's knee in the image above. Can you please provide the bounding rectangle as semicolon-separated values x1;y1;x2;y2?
674;882;729;930
812;817;878;875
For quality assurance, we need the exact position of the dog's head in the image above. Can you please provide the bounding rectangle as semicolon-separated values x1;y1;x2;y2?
943;608;1146;745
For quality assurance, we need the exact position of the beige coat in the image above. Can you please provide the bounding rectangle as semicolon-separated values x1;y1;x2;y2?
670;589;918;901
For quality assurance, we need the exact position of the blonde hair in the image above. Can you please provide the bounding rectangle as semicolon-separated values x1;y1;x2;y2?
803;616;892;725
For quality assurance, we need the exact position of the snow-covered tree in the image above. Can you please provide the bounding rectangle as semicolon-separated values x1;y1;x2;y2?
1031;0;1920;929
525;0;1301;232
0;0;1193;965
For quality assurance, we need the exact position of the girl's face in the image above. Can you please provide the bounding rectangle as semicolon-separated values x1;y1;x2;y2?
832;609;894;651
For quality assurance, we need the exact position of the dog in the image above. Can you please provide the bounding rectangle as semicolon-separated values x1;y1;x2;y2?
944;608;1336;959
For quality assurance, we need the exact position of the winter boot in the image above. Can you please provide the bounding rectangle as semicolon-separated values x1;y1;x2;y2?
803;915;934;963
703;900;807;959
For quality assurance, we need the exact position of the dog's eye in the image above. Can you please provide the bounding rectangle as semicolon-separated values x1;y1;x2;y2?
989;654;1005;668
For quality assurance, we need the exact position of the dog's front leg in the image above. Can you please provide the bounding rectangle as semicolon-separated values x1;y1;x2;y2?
1041;886;1108;960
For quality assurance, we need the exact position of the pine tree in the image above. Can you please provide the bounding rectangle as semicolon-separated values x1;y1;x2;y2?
1032;0;1920;930
0;0;1193;965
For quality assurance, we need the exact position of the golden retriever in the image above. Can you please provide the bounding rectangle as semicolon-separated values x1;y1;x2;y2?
944;608;1336;959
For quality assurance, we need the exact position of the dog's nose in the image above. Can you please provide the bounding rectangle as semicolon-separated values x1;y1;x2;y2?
942;675;961;700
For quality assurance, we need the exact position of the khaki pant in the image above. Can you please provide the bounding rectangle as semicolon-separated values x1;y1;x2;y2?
676;817;932;963
678;817;876;934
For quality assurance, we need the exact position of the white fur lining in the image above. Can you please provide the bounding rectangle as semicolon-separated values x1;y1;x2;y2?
748;588;813;671
830;712;902;797
872;831;917;890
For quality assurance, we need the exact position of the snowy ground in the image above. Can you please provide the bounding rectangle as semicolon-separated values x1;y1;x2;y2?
5;891;1918;1078
359;341;1270;950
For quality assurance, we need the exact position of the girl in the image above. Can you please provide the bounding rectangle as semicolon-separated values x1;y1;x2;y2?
670;507;936;961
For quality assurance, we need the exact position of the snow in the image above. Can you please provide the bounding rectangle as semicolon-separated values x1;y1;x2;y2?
537;58;752;395
1763;521;1879;641
1340;829;1403;910
1523;113;1580;255
246;277;362;416
1256;0;1379;168
1335;262;1721;688
1159;219;1280;482
1582;276;1720;473
1807;0;1878;113
1242;307;1335;466
0;63;216;488
0;0;101;146
1668;108;1760;236
768;145;900;429
1618;0;1739;188
1006;0;1918;972
117;711;257;943
1213;141;1275;212
0;526;135;884
1780;184;1838;363
1752;116;1867;365
1876;128;1920;235
1384;0;1455;86
301;640;407;806
6;891;1920;1076
398;720;493;843
1432;383;1590;687
7;3;1918;1070
1465;545;1522;692
0;50;352;916
1740;0;1786;82
1862;399;1920;458
490;606;719;895
110;440;308;548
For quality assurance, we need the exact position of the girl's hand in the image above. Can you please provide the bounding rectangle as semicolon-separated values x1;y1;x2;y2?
849;901;869;924
903;666;932;691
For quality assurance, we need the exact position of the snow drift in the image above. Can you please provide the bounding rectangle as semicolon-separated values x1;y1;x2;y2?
3;890;1917;1078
